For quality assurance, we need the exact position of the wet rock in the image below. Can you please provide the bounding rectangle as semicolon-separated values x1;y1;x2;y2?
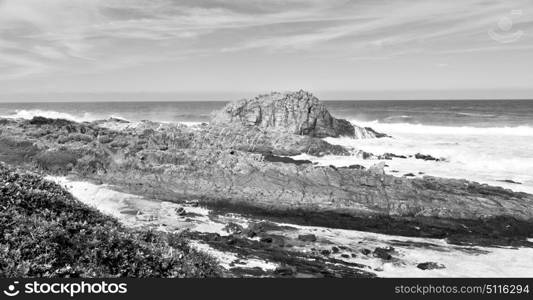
224;222;244;234
360;249;372;256
274;266;296;276
29;116;73;127
244;221;293;238
230;267;268;277
417;262;446;270
373;247;395;260
346;164;365;170
263;154;311;165
185;200;199;207
175;207;186;216
226;237;238;245
364;127;390;138
498;179;522;185
414;153;442;161
260;237;273;243
379;153;407;160
205;233;222;242
297;234;317;242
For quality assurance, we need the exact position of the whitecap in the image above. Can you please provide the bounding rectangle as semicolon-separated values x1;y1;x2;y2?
354;120;533;137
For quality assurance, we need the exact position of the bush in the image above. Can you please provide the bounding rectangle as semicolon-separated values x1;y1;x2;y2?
0;164;222;278
35;150;78;174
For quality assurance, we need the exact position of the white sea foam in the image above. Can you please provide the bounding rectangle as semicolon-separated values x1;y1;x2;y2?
293;120;533;194
1;109;203;128
0;109;125;123
354;120;533;137
269;222;533;277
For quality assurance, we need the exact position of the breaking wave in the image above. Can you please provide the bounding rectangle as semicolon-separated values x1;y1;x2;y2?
0;109;125;123
353;120;533;137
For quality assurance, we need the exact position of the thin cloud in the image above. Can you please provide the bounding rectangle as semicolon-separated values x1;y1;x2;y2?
0;0;531;90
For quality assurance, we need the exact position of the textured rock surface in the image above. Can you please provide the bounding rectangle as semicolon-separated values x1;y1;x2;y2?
1;116;533;243
211;90;376;138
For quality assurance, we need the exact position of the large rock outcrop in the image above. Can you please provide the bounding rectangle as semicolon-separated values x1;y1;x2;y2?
1;116;533;244
211;90;377;138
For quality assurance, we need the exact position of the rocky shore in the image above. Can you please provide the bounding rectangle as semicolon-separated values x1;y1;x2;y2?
1;90;533;255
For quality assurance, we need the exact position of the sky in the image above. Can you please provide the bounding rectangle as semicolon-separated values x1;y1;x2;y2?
0;0;532;101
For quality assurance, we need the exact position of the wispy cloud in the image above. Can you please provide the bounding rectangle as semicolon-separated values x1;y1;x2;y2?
0;0;532;93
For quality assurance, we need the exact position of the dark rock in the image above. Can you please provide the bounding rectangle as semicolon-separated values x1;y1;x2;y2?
498;179;522;185
364;127;390;138
346;164;365;170
29;116;73;127
331;246;340;253
175;207;186;216
417;262;446;270
274;266;296;276
341;254;350;258
224;222;244;234
320;249;331;256
226;237;237;245
185;200;199;207
373;247;395;260
263;154;311;165
297;234;317;242
403;173;416;177
260;237;273;243
360;249;372;256
379;152;407;160
414;153;442;161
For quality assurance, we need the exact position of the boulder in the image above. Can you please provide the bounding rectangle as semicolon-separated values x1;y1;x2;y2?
211;90;377;138
297;234;317;242
417;262;446;270
373;247;395;260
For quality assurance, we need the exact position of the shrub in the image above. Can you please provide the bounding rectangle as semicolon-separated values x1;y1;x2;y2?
0;164;222;278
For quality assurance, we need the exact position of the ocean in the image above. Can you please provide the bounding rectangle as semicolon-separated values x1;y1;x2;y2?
1;100;532;193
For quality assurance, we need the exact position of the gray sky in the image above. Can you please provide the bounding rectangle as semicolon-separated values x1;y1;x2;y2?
0;0;532;101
